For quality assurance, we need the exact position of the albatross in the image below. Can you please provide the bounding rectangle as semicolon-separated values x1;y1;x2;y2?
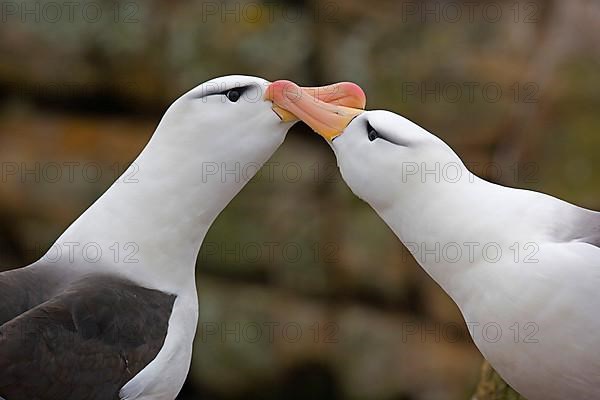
0;75;366;400
267;80;600;400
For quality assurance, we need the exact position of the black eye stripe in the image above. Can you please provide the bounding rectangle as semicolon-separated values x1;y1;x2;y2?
194;85;253;100
365;120;408;147
217;85;251;99
366;121;379;142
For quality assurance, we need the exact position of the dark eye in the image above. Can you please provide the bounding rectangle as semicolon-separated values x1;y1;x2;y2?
226;89;241;102
367;122;379;142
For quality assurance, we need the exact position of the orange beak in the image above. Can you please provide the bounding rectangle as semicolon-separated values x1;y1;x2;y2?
265;80;366;141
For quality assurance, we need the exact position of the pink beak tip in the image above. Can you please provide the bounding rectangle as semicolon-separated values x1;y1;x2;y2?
340;81;365;95
340;82;366;105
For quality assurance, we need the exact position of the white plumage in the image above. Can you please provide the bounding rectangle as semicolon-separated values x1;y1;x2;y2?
0;75;367;400
269;83;600;400
333;110;600;400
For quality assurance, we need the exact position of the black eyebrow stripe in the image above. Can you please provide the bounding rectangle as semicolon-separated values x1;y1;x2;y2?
367;121;408;147
193;84;253;99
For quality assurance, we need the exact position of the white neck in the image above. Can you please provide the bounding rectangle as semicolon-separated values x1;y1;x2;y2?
44;109;282;294
375;163;562;304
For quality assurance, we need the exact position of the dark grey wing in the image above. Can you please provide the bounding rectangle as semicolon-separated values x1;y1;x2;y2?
0;266;67;326
0;275;176;400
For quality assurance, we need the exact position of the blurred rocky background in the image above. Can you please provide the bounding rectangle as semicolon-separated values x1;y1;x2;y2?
1;0;599;399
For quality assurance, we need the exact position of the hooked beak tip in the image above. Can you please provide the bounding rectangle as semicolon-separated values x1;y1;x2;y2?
266;80;366;141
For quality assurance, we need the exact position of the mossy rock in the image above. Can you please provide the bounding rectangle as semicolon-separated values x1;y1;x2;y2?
473;361;526;400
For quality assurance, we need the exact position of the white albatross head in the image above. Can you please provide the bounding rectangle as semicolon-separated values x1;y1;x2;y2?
267;80;464;212
51;75;366;294
325;110;464;211
145;75;367;215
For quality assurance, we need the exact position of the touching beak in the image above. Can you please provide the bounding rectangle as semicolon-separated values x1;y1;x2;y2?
265;80;366;141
